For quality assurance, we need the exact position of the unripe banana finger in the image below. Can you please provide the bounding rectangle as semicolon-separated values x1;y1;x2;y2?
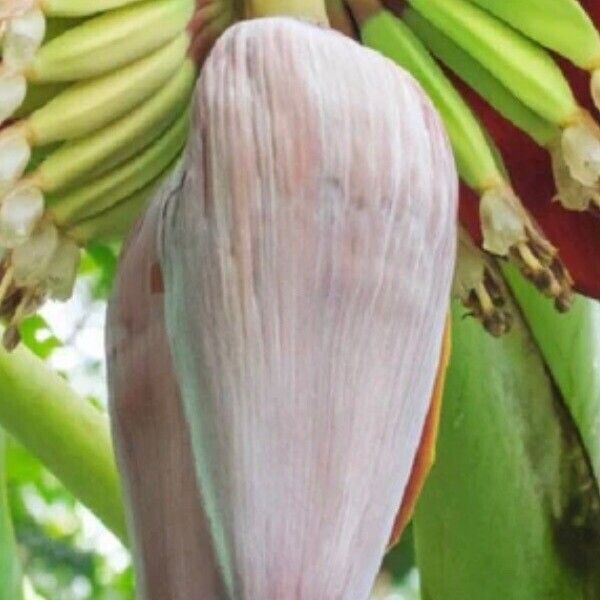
28;61;194;194
468;0;600;68
408;0;600;190
49;110;189;226
0;62;193;253
405;0;600;204
20;32;189;146
404;7;600;211
26;0;194;83
37;0;153;18
404;8;559;149
13;81;65;119
66;182;159;245
407;0;578;126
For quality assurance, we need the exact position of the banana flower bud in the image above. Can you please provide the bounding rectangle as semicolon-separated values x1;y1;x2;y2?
137;17;457;598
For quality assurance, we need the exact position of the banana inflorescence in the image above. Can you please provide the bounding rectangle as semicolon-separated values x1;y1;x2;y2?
0;0;195;347
1;0;600;342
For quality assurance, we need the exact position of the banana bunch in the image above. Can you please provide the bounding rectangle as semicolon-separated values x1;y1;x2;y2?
344;0;600;333
468;0;600;112
347;0;574;334
402;8;600;212
406;0;600;207
0;0;196;347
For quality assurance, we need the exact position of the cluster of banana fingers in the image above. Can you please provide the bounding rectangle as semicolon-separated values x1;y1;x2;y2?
0;0;196;347
344;0;600;335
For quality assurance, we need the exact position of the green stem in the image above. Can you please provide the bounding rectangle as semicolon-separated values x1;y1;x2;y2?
0;430;22;600
243;0;329;23
0;344;127;544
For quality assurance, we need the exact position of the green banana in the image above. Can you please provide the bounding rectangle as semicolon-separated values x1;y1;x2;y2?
26;61;193;193
67;180;161;245
13;81;66;119
468;0;600;70
404;7;558;149
0;0;198;332
407;0;600;192
404;7;600;211
39;0;151;18
0;59;193;252
12;32;189;146
353;4;572;314
407;0;576;125
26;0;194;82
0;0;193;123
48;110;189;226
468;0;600;110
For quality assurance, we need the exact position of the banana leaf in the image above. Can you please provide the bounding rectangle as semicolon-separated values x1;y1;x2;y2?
0;429;22;600
414;287;600;599
505;266;600;483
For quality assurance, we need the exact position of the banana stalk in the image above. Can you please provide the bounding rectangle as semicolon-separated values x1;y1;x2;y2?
0;343;127;542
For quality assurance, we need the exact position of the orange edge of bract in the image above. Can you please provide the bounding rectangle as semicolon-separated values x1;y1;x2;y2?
387;314;451;549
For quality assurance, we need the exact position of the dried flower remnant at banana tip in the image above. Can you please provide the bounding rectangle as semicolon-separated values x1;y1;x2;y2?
454;228;512;337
